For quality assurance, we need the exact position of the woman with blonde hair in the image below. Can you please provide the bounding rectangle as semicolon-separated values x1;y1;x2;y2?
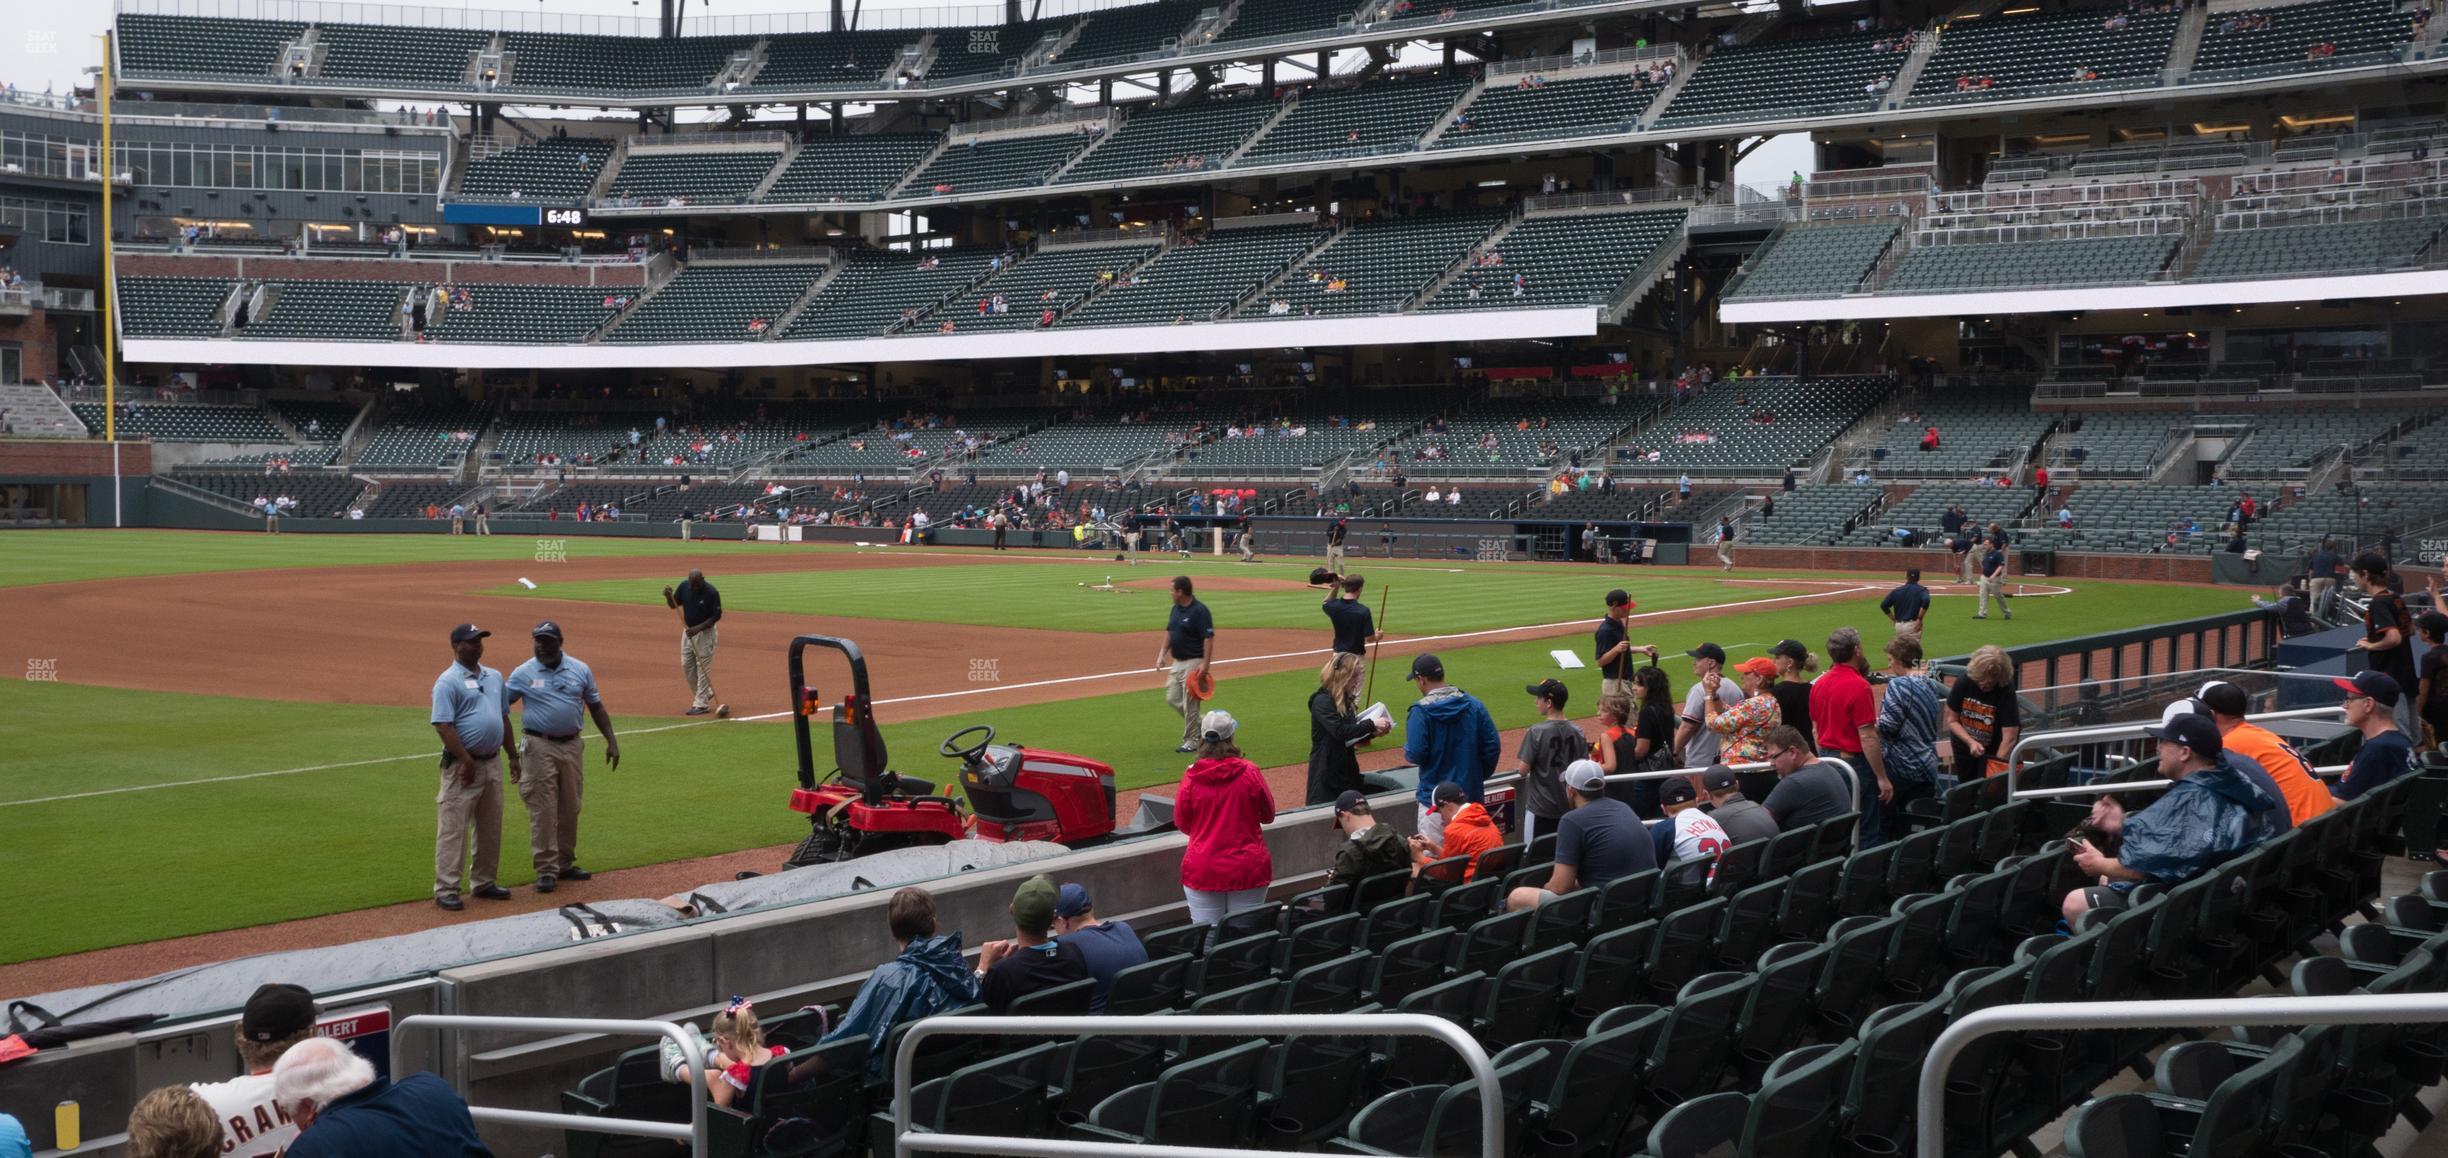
1308;652;1391;804
1945;644;2023;778
669;996;788;1109
126;1086;223;1158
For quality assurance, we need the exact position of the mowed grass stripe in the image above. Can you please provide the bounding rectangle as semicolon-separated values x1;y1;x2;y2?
0;528;762;588
0;578;2215;964
486;559;1793;634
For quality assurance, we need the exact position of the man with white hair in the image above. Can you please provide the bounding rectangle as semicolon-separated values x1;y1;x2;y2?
273;1036;491;1157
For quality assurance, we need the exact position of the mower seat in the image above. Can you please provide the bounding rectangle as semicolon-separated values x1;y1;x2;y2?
833;696;891;803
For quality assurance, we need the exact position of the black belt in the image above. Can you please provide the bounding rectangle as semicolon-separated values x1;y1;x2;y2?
524;730;580;742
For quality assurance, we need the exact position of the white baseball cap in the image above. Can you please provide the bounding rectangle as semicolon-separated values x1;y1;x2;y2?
1199;710;1238;742
1563;759;1606;793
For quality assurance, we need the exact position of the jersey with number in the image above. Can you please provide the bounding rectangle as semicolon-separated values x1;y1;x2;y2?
193;1072;300;1157
1665;809;1731;866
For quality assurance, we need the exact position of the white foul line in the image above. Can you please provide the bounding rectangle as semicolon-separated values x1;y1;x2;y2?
0;582;1874;808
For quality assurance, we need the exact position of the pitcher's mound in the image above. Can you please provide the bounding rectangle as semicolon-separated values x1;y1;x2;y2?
1118;575;1312;593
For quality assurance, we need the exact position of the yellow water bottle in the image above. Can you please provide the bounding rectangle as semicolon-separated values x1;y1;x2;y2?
55;1099;81;1149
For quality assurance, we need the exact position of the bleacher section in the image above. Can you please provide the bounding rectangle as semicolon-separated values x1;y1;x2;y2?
993;415;1206;473
315;23;488;88
1388;400;1643;477
354;400;490;469
1434;72;1654;149
117;13;299;79
761;135;939;203
1240;76;1471;164
267;400;360;441
2048;413;2180;478
501;32;749;96
920;244;1158;333
1841;480;2031;544
749;29;916;91
1057;0;1201;65
905;133;1092;195
782;251;999;341
926;20;1064;80
69;403;287;444
1063;99;1278;184
1181;412;1427;476
1743;484;1884;544
2025;484;2243;554
1241;211;1506;319
361;480;476;519
1868;394;2054;475
1212;0;1345;44
1417;208;1685;312
170;470;368;517
115;277;234;338
1884;235;2177;293
1907;8;2182;106
455;139;608;203
2191;218;2447;281
2193;0;2408;75
1655;30;1900;127
239;282;407;342
2223;408;2421;475
1062;224;1325;328
605;149;782;206
1725;221;1901;301
1616;377;1891;475
424;285;619;344
605;263;824;344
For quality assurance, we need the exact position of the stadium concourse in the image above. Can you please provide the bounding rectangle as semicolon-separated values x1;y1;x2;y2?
10;0;2448;1148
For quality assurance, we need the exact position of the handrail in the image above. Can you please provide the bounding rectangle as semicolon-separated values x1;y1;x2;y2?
2002;705;2346;795
2013;778;2173;799
890;1013;1499;1158
1918;995;2448;1157
393;1014;708;1156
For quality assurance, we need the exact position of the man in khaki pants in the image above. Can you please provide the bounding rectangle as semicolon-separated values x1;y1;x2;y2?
430;623;518;911
1155;575;1216;753
664;570;727;716
506;620;622;892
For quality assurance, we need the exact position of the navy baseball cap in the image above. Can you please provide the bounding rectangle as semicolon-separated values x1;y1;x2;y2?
1685;642;1727;664
241;983;316;1043
531;621;563;639
1408;653;1445;681
1658;779;1697;806
2144;713;2223;759
2334;670;2402;708
1054;883;1094;920
1701;765;1740;793
1605;589;1634;608
1526;678;1570;707
450;624;490;643
1432;782;1468;805
1332;789;1373;829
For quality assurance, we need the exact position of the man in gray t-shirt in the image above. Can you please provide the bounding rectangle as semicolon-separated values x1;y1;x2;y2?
1514;679;1588;847
1675;642;1747;768
1758;726;1855;830
1701;765;1779;845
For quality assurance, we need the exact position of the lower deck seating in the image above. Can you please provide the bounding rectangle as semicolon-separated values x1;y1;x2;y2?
1725;221;1900;301
605;263;825;344
69;403;287;443
1885;235;2177;294
238;282;407;342
423;285;619;344
1240;211;1507;319
1062;224;1326;328
171;470;368;517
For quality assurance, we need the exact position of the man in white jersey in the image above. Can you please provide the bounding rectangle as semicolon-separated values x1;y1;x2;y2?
192;983;317;1156
1651;779;1732;881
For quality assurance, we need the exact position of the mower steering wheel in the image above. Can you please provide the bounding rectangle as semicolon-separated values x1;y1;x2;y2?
940;724;996;763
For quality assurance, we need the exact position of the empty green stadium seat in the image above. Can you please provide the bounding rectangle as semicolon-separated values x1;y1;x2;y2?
1885;235;2176;293
1435;72;1657;149
117;277;234;338
1064;98;1278;184
1417;208;1685;312
1240;76;1471;165
1063;223;1327;328
1725;221;1901;301
604;149;782;206
761;135;939;203
1907;9;2180;107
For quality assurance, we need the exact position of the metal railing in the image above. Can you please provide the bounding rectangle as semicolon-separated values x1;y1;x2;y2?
1487;43;1681;78
1919;995;2448;1156
394;1014;709;1156
890;1014;1499;1158
2001;703;2347;796
1524;185;1699;214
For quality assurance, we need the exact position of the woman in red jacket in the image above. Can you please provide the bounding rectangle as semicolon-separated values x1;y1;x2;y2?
1174;709;1277;936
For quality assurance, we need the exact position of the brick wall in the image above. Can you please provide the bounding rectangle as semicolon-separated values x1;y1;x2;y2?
0;309;58;383
0;438;152;476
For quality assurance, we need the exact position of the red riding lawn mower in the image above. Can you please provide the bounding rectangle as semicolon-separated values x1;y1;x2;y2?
782;634;1129;868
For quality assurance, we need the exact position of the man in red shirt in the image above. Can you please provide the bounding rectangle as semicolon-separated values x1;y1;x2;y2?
1809;626;1892;847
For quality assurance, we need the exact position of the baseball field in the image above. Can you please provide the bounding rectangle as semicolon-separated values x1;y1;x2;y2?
0;529;2231;972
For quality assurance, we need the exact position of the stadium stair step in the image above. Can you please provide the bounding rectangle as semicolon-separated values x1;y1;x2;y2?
2166;2;2211;79
1637;60;1700;128
1606;230;1689;322
1230;222;1351;316
748;140;802;201
768;261;848;338
1220;95;1301;167
1415;75;1487;148
1886;23;1944;105
886;136;955;197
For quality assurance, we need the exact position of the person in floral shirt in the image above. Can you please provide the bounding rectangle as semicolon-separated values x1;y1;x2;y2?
1705;657;1784;765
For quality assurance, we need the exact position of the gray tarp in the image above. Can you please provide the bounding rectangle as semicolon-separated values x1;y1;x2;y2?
8;840;1070;1026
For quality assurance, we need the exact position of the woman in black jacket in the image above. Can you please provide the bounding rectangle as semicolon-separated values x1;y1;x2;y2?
1307;653;1388;804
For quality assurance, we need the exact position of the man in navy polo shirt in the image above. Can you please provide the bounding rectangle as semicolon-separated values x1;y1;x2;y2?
1156;576;1217;753
1049;883;1147;1012
273;1037;490;1158
431;624;518;912
506;621;622;893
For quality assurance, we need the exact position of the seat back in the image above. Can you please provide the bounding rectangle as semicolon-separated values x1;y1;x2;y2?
1599;868;1663;929
1743;1040;1856;1154
1710;838;1771;897
1263;1034;1374;1145
1350;867;1415;914
2192;1035;2297;1154
1107;953;1191;1015
1814;914;1904;1035
1137;923;1211;961
1569;919;1657;1020
1646;897;1728;1000
743;1037;870;1157
1194;931;1280;996
1284;951;1371;1014
1763;826;1818;877
1885;826;1946;896
1280;912;1361;975
1648;971;1754;1105
926;1041;1063;1138
1369;927;1458;1005
1217;903;1283;942
1737;942;1829;1064
1359;892;1436;953
1434;876;1507;931
1838;843;1900;917
1776;856;1844;943
1528;887;1600;951
1846;996;1949;1148
1137;1039;1270;1148
1456;908;1536;975
1480;942;1577;1046
1883;891;1957;1000
1537;1012;1666;1154
1187;977;1284;1017
1814;812;1862;860
1006;977;1095;1018
1715;877;1789;969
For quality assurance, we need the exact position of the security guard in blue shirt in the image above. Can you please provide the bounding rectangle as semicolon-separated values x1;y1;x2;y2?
506;621;621;893
431;624;518;911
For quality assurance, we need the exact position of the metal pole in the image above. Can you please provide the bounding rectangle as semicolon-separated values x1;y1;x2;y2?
1917;995;2448;1157
395;1015;708;1157
2003;706;2344;796
100;31;120;526
893;1014;1500;1158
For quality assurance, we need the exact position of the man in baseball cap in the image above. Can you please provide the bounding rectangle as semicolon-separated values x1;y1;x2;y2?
2063;704;2279;921
504;620;622;894
1327;789;1411;887
1509;759;1654;911
431;623;516;911
2334;670;2417;801
191;983;319;1156
1410;781;1501;881
1676;643;1741;771
1594;590;1656;702
1403;653;1500;843
1653;777;1731;870
1701;764;1778;844
2196;681;2332;825
1049;883;1147;1012
974;875;1089;1013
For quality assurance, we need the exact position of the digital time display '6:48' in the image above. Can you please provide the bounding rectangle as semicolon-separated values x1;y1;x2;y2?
545;208;585;226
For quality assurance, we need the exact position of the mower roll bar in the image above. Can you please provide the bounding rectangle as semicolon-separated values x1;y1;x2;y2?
790;634;871;791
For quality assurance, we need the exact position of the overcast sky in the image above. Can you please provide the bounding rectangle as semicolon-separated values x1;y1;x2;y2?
7;0;1809;187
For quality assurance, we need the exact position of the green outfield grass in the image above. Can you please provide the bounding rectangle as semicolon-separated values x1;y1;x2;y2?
0;528;759;588
486;558;1826;633
0;566;2231;966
